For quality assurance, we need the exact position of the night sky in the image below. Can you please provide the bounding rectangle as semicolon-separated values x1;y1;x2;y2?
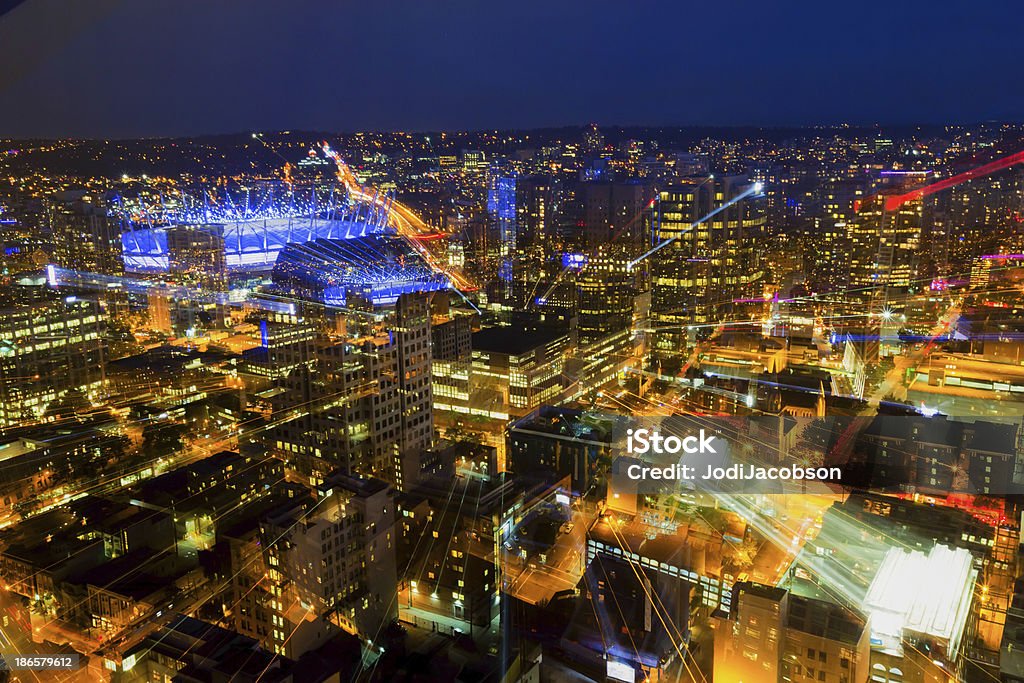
0;0;1020;138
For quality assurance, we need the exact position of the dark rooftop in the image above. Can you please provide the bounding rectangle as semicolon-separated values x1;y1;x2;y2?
107;345;236;373
472;326;567;356
787;593;866;645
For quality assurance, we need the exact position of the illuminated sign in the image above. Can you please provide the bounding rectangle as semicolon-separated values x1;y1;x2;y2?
561;253;588;269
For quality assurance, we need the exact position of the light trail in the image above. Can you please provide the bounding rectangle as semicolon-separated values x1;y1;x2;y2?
882;148;1024;211
319;142;478;292
628;182;762;270
535;193;658;305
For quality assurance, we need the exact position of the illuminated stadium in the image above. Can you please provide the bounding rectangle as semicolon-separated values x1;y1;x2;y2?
269;235;451;306
117;184;392;273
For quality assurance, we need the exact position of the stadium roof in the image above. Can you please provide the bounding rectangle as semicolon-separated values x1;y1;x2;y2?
119;184;391;273
270;235;449;307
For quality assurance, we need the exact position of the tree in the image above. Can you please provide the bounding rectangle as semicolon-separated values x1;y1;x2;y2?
142;422;189;457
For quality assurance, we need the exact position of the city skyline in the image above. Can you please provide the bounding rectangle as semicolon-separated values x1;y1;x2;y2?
2;118;1023;682
3;4;1024;682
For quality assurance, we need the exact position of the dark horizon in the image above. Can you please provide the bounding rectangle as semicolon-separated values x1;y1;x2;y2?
3;120;1022;144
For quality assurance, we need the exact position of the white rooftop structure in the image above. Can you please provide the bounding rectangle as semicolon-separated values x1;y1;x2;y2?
863;544;976;658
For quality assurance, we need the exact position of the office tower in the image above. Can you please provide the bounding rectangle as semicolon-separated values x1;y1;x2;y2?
470;325;572;419
146;288;172;334
461;150;487;177
45;191;123;276
515;175;554;250
487;170;517;300
506;175;555;306
166;224;228;291
847;193;923;298
0;280;107;426
810;221;852;296
806;175;865;295
162;224;229;333
430;298;473;415
486;171;564;307
847;192;924;359
391;293;434;475
580;180;651;248
255;313;318;380
266;293;433;490
650;175;767;337
577;247;636;346
438;154;459;174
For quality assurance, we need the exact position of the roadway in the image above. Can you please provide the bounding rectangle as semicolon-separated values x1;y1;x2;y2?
327;147;477;292
866;301;960;407
503;503;592;606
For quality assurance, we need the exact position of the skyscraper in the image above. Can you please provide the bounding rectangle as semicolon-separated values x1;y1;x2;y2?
582;122;604;155
45;191;123;276
487;170;517;301
0;279;107;426
266;293;433;491
580;180;651;249
229;474;397;659
847;193;923;298
577;247;637;346
164;224;229;333
650;175;766;347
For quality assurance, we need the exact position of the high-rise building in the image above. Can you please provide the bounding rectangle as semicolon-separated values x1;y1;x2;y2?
847;192;925;358
487;170;517;300
848;193;923;298
509;175;557;307
515;175;554;250
166;224;228;291
650;175;767;336
470;326;572;419
582;122;604;155
45;191;123;276
808;175;866;295
162;224;229;333
577;247;636;346
229;474;397;659
461;150;487;177
580;180;651;248
266;293;433;490
0;279;107;426
430;303;473;415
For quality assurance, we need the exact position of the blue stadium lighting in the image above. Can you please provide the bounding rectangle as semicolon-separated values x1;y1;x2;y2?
270;235;450;307
116;184;393;273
